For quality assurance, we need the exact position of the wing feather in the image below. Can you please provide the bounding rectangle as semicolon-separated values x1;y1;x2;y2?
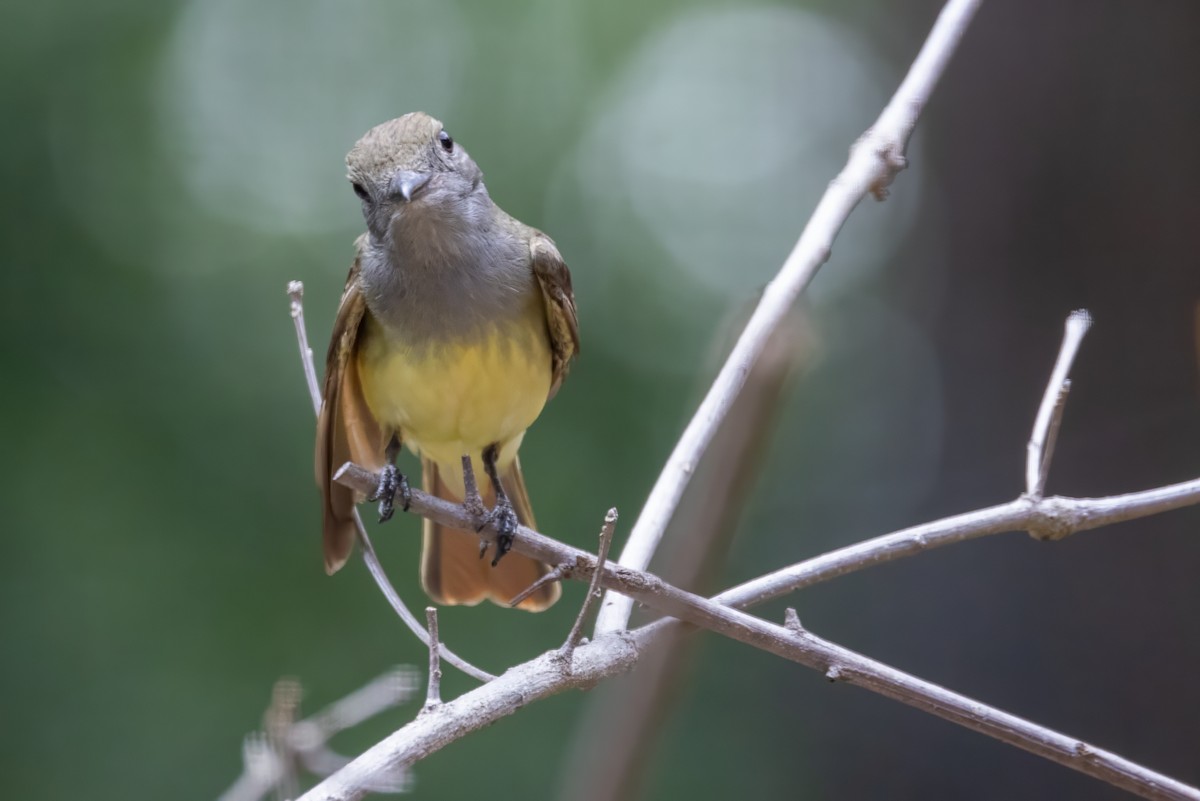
315;243;386;574
529;233;579;399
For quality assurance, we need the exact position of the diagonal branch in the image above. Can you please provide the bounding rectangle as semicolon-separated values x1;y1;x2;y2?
592;0;986;637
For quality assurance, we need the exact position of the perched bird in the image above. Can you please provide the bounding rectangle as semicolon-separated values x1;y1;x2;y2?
315;112;578;611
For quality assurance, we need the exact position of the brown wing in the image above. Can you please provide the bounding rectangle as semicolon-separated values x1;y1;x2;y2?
529;233;580;399
315;241;387;575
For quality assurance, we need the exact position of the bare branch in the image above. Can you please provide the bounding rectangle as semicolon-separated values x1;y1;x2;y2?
422;608;442;710
592;0;986;637
334;459;1200;629
298;638;642;801
296;482;1200;801
637;475;1200;628
558;509;618;668
287;283;495;684
221;668;419;801
1026;309;1093;497
280;6;1200;800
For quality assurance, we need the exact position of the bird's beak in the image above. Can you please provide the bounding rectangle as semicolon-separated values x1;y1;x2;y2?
390;170;431;202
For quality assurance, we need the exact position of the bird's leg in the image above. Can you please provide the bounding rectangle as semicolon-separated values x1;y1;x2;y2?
460;455;487;518
369;434;410;522
459;455;491;557
479;443;518;566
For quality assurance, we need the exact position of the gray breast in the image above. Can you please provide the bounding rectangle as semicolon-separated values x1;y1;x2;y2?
358;209;535;346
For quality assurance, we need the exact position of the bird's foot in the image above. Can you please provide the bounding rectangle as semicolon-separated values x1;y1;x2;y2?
475;496;518;566
369;464;411;522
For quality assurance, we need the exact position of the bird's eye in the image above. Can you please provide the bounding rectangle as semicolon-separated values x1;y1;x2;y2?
438;130;454;152
351;182;370;201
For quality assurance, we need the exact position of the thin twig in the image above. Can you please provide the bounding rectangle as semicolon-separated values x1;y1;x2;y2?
423;608;442;710
1026;309;1093;497
592;0;986;637
1040;380;1071;483
558;509;618;668
287;283;495;684
288;281;322;417
509;564;571;608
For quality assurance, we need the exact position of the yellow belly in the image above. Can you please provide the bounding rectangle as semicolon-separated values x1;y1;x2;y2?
356;310;552;474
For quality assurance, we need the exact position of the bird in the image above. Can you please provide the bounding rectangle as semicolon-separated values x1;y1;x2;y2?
314;112;578;612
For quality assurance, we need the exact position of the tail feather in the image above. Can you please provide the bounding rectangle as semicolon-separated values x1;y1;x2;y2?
420;456;561;612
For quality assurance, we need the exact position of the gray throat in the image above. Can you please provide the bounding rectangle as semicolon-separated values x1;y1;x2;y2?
359;200;533;345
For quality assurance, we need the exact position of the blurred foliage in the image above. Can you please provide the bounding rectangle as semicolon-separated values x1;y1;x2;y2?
2;0;1198;799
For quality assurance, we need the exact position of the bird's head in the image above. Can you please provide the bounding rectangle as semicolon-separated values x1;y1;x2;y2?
346;112;486;241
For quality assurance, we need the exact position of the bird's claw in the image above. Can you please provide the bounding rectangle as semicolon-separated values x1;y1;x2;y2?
474;497;518;566
369;464;411;522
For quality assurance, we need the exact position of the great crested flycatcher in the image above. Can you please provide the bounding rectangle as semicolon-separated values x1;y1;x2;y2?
315;112;578;612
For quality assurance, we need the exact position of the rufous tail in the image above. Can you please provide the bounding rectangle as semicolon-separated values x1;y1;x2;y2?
420;456;561;611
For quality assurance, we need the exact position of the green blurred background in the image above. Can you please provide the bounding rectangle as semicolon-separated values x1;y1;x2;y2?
3;0;1199;798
